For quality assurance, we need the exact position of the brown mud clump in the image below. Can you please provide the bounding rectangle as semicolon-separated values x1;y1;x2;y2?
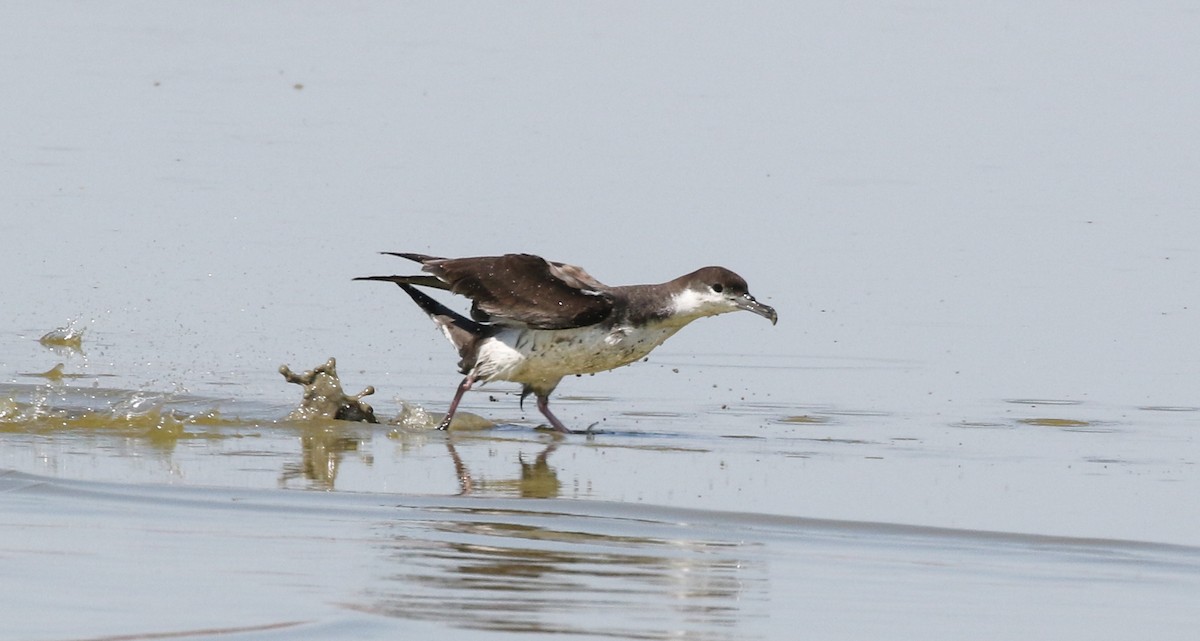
279;357;377;423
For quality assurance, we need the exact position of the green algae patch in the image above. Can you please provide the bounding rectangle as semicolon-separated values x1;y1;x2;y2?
779;415;831;424
1018;418;1092;428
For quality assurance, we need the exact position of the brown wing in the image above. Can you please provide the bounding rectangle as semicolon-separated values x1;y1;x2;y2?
421;254;614;329
547;260;608;290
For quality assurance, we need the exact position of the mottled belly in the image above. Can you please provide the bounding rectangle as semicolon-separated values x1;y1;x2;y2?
476;325;680;385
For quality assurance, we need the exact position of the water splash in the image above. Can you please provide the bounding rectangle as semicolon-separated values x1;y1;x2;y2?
38;321;86;350
391;400;495;431
279;357;377;423
0;386;234;444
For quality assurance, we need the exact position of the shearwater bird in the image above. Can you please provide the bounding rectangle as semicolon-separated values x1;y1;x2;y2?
356;252;777;433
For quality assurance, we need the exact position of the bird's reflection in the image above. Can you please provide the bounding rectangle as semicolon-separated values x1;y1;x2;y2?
278;423;562;495
447;439;561;498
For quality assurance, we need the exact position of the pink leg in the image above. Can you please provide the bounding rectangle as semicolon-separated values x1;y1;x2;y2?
438;375;474;430
535;393;572;434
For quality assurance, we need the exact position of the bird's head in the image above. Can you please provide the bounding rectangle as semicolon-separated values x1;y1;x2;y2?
670;267;778;325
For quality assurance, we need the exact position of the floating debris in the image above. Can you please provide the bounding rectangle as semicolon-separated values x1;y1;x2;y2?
279;357;377;423
39;323;85;349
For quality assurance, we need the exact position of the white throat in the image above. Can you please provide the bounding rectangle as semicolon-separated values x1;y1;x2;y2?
669;287;732;324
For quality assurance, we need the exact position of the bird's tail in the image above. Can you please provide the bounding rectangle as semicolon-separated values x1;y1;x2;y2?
355;276;484;369
354;274;449;290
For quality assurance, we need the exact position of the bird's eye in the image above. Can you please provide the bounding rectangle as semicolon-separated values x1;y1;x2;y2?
711;283;724;293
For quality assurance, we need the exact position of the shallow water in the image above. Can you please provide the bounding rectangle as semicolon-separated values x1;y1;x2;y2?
3;375;1199;639
6;467;1200;641
4;1;1200;639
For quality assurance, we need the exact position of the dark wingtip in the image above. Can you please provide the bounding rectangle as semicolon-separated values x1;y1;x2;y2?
354;275;403;284
381;252;440;263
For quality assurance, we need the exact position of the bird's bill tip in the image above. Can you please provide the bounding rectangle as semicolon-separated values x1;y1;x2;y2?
738;297;778;325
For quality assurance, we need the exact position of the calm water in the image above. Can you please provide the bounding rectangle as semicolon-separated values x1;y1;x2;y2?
3;2;1199;640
